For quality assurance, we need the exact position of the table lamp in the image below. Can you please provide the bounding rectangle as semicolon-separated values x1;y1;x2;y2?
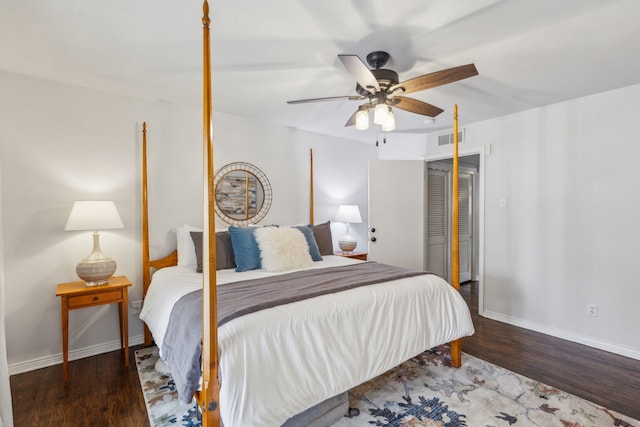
335;204;362;253
65;201;124;286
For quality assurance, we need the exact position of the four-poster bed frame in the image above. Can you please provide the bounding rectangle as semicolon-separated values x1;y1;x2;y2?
140;2;464;425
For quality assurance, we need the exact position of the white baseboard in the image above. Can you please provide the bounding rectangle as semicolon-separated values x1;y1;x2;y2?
8;334;145;375
481;310;640;361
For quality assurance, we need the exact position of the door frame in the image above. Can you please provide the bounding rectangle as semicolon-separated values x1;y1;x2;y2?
424;146;485;316
426;161;477;283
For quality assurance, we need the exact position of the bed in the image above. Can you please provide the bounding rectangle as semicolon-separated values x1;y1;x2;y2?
140;232;474;426
138;2;473;426
141;256;474;426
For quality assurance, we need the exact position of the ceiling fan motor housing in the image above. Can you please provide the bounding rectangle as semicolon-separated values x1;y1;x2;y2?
356;68;399;96
355;51;399;97
366;51;390;69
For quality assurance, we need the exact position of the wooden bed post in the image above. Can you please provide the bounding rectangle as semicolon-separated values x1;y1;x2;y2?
310;148;314;225
450;104;462;368
200;1;221;425
141;122;154;346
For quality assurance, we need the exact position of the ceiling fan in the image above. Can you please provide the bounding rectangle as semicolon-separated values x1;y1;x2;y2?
287;51;478;131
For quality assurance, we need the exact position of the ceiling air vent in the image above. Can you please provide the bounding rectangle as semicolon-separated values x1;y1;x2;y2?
437;128;465;146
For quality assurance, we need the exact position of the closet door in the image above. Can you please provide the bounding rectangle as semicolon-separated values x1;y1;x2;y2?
426;166;473;283
426;168;448;279
458;173;472;282
368;160;425;270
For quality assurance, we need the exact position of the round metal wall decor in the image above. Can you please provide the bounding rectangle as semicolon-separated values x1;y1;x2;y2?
213;162;272;226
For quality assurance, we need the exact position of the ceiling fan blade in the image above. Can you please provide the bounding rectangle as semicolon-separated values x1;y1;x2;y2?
345;109;358;127
391;64;478;95
338;54;380;93
287;95;363;104
393;96;444;117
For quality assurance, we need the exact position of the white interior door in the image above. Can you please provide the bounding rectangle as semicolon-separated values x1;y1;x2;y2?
369;160;425;270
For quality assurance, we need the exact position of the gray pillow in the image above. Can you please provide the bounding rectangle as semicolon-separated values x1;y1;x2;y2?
190;231;237;272
312;221;334;256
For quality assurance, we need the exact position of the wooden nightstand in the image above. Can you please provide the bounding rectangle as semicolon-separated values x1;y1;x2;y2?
335;251;368;261
56;276;132;383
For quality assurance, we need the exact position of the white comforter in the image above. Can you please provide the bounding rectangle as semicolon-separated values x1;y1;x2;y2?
140;256;474;427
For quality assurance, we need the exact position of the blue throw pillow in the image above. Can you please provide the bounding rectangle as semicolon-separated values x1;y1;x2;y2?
228;226;261;272
293;224;323;261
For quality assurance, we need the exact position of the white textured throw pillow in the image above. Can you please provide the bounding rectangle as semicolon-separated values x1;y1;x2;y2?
254;227;313;272
177;224;202;266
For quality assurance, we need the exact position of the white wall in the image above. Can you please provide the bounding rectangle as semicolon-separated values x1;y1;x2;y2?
145;110;376;259
0;70;376;373
0;164;14;427
421;85;640;359
0;71;154;372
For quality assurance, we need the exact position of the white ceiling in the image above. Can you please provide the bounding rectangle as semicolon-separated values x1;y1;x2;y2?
2;0;640;144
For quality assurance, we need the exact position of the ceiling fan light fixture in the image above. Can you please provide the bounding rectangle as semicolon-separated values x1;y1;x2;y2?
374;104;390;125
287;52;478;134
382;109;395;132
355;108;369;130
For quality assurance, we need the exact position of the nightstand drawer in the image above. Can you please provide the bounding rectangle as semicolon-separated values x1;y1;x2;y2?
67;290;123;308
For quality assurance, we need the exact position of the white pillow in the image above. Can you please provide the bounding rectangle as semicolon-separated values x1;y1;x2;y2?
176;224;202;266
254;227;313;272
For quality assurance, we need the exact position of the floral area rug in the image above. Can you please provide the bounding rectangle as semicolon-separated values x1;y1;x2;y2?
135;346;639;427
136;346;201;426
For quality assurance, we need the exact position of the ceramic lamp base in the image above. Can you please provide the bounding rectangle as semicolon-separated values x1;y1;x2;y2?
75;232;117;286
338;235;357;253
76;258;116;286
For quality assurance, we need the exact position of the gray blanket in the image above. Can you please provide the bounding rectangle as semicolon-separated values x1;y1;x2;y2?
161;261;429;403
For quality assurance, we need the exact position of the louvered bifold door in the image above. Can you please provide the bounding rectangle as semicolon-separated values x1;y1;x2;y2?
426;168;449;280
458;174;472;282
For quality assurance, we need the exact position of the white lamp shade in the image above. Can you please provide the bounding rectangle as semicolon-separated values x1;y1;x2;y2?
355;109;369;130
65;201;124;231
382;109;395;132
335;205;362;224
374;104;390;125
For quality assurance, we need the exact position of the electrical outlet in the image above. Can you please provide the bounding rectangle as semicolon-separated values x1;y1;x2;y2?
129;300;143;313
587;304;598;317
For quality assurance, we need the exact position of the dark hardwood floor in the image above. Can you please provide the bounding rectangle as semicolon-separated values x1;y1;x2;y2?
10;345;150;427
460;281;640;421
10;281;640;425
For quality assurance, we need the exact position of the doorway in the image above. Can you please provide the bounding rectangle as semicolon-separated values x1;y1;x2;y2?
368;151;484;314
426;154;480;284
